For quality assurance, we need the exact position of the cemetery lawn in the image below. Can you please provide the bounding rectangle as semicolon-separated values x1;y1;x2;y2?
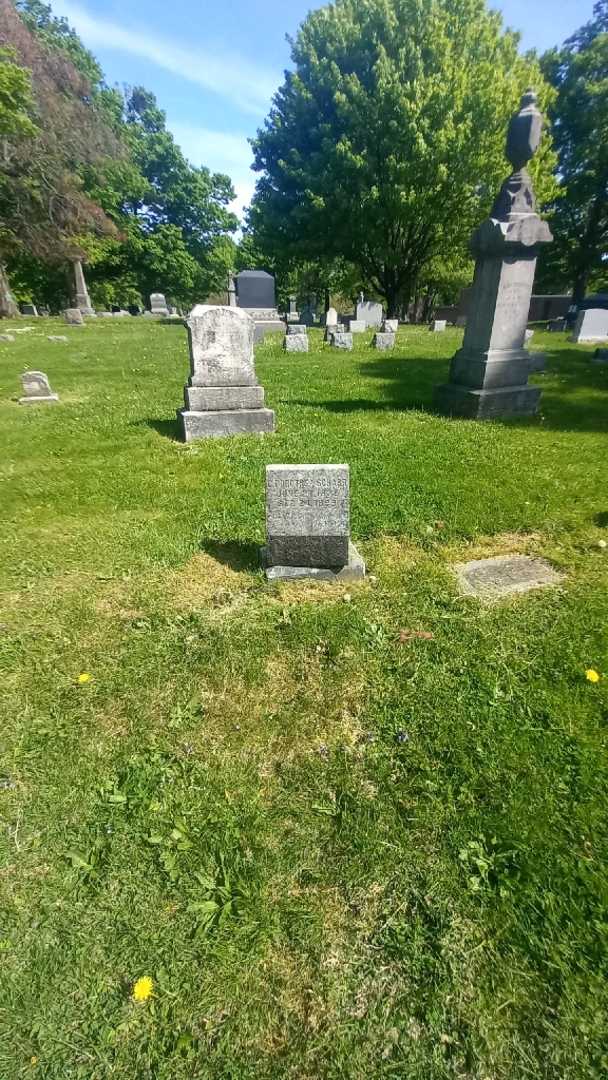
2;317;608;1080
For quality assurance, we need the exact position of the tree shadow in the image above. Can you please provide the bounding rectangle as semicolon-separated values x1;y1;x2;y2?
199;538;261;573
284;355;447;414
595;511;608;529
137;416;182;441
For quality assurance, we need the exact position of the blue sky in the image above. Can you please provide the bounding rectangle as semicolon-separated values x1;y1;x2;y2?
51;0;593;217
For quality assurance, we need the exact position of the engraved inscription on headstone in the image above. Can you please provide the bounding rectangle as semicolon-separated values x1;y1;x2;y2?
266;465;349;568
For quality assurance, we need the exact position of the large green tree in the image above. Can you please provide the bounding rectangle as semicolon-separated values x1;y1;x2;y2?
250;0;555;315
540;2;608;301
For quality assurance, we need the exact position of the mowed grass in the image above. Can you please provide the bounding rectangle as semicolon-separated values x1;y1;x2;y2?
0;316;607;1079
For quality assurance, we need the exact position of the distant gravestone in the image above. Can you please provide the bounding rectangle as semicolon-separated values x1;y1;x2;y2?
64;308;84;325
286;294;299;323
19;370;58;404
348;319;366;333
570;308;608;343
262;464;365;581
330;331;353;350
20;303;38;316
0;333;14;342
284;332;308;353
300;304;316;326
235;270;284;333
287;324;306;335
150;292;169;316
430;319;446;332
548;317;566;332
324;323;343;342
325;306;338;327
178;305;275;441
48;335;68;342
453;554;563;600
383;318;398;333
356;299;383;328
373;332;395;350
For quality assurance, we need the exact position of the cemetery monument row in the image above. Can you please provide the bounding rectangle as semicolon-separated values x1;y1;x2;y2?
262;464;365;582
434;89;552;419
178;305;275;441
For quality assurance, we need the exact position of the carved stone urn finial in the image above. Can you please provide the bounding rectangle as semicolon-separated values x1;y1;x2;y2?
506;88;543;173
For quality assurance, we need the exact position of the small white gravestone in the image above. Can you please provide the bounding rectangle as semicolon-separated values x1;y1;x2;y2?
570;308;608;343
356;299;383;328
348;319;366;333
325;306;338;327
19;370;58;404
178;305;275;440
262;464;365;581
373;332;395;350
150;292;169;316
430;319;447;332
383;318;398;333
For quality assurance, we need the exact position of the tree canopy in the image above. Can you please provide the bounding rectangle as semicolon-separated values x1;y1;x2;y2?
249;0;556;315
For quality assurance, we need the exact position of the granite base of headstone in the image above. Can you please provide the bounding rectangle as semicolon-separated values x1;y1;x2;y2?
570;308;608;344
262;464;365;582
19;370;58;404
178;305;275;441
64;308;84;325
330;331;353;350
528;353;546;373
434;90;552;420
373;332;395;350
284;332;308;353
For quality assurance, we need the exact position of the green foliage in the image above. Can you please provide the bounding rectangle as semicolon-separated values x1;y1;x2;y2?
16;0;104;87
250;0;556;314
0;45;36;137
539;1;608;299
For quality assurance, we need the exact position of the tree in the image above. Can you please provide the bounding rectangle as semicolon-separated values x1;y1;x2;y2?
0;43;36;312
540;2;608;301
250;0;556;316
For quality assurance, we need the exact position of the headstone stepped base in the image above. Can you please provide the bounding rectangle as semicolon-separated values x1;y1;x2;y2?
261;541;365;582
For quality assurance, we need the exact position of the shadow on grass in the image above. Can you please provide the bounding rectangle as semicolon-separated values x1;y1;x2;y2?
283;355;447;414
138;416;182;441
595;511;608;529
199;539;260;573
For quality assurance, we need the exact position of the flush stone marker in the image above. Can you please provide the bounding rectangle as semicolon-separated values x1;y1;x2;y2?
453;554;563;600
263;464;365;581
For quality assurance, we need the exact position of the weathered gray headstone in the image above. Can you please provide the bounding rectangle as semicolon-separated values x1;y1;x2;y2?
286;324;307;335
383;318;398;333
150;292;169;316
71;258;95;315
325;306;338;327
570;308;608;344
19;370;58;404
286;294;299;322
64;308;84;325
263;464;365;581
178;305;275;441
19;303;38;316
430;319;446;332
434;90;552;419
324;323;344;342
284;332;308;353
453;554;563;600
547;317;566;332
356;299;383;328
330;331;353;350
373;332;396;350
348;319;366;333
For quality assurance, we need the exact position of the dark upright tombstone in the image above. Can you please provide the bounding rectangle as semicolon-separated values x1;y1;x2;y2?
235;270;284;337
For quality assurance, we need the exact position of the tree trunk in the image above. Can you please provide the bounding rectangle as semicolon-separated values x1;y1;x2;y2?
0;263;18;318
572;271;589;306
324;288;330;313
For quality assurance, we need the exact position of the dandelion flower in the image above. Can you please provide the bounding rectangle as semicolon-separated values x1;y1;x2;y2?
585;669;600;684
77;673;91;685
132;975;154;1002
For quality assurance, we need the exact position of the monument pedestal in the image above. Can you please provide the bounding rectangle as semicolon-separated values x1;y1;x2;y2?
434;89;553;421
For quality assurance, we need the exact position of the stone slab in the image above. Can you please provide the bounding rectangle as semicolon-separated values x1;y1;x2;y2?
179;407;275;441
434;382;540;419
184;385;265;410
348;319;366;333
286;324;307;335
453;554;563;600
64;308;84;325
0;333;14;342
330;332;353;350
19;370;58;404
284;333;308;353
373;332;395;350
356;300;383;328
383;319;399;333
266;464;349;568
547;318;566;332
187;305;256;386
262;542;365;582
430;319;447;332
570;308;608;344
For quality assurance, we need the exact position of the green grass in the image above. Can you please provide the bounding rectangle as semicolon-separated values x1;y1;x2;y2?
1;317;607;1079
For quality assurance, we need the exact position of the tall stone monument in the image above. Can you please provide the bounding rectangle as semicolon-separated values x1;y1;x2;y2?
71;258;95;316
434;90;552;419
178;305;275;441
262;464;365;581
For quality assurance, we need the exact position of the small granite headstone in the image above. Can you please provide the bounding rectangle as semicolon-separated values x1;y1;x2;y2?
373;332;395;350
348;319;366;333
19;370;58;404
20;303;38;316
570;308;608;344
150;292;169;316
430;319;446;332
287;324;307;335
64;308;84;325
178;305;275;440
330;331;353;350
453;554;563;600
284;332;308;353
262;464;365;581
383;318;398;333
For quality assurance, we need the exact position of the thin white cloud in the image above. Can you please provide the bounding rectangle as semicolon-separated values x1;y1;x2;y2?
52;0;279;117
169;123;257;218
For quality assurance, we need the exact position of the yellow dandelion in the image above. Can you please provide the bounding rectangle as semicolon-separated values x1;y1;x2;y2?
585;669;600;684
30;1057;38;1067
77;673;92;684
132;975;154;1002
